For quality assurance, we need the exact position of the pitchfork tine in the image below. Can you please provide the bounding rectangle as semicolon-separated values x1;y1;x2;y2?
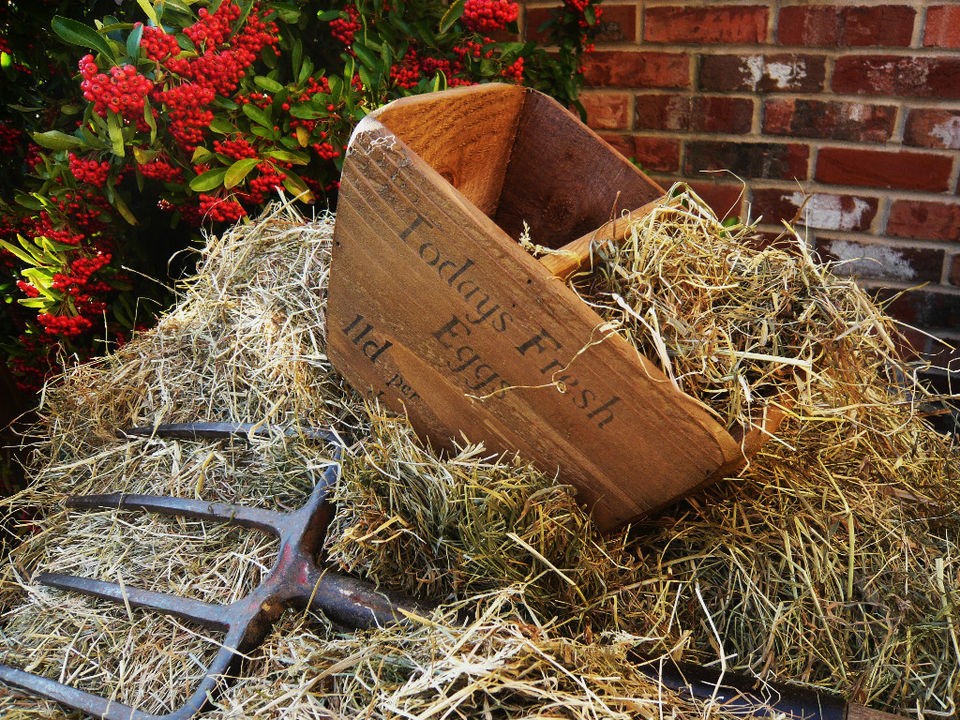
66;492;292;537
37;572;230;629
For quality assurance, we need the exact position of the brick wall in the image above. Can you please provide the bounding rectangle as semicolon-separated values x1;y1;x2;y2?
523;1;960;379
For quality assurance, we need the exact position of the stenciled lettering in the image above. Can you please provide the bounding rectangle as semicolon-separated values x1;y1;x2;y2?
341;313;393;364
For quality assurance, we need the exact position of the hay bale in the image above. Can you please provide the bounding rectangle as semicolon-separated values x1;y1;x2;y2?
1;195;957;719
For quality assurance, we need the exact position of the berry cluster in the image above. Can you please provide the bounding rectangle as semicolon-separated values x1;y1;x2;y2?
16;280;39;298
27;211;84;247
293;75;330;104
138;157;184;183
198;193;247;223
68;153;111;187
140;24;181;62
184;3;239;49
461;0;519;33
51;252;112;314
153;83;216;151
0;121;22;156
453;39;495;61
501;56;524;83
329;4;361;46
51;190;109;234
244;163;286;204
79;56;154;121
311;142;340;161
390;49;470;90
214;136;258;160
166;5;279;97
36;312;93;337
148;4;279;152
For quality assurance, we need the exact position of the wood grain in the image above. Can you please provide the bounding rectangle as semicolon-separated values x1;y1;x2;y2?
329;85;746;530
846;704;909;720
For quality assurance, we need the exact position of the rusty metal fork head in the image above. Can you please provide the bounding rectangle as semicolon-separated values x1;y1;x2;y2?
0;423;414;720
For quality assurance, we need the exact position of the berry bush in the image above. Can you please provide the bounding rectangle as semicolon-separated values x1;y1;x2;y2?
0;0;603;397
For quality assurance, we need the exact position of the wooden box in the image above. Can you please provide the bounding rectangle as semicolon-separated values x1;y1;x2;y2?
328;84;756;531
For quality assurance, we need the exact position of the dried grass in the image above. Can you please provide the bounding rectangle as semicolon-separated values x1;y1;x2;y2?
1;193;957;719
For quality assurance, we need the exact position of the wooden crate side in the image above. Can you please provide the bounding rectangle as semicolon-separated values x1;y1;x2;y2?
329;118;743;530
493;90;665;245
370;83;525;218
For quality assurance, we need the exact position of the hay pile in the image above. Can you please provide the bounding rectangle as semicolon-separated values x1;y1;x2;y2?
0;195;957;719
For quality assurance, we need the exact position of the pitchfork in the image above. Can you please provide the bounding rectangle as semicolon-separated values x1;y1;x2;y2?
0;422;418;720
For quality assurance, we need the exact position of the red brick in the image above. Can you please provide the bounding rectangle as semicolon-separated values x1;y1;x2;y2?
904;108;960;150
580;92;630;130
598;132;636;161
699;54;826;93
630;136;681;173
684;141;810;180
643;5;768;44
763;99;895;142
778;6;839;45
688;181;745;221
635;94;753;134
833;56;960;99
525;4;637;44
888;200;960;241
582;51;690;88
814;237;944;283
524;7;556;43
875;288;960;330
779;5;916;47
594;4;637;43
816;148;953;192
925;5;960;48
751;189;879;231
951;254;960;286
596;134;680;173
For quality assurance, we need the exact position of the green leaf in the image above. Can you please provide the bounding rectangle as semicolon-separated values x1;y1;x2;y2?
283;171;315;203
439;0;464;33
189;167;228;192
352;42;379;71
250;126;276;140
213;96;239;111
273;4;301;23
143;98;158;143
19;298;52;309
242;104;273;129
223;157;260;189
291;37;303;79
265;149;309;165
294;125;310;147
31;130;82;151
282;170;313;203
106;112;125;157
14;194;45;211
22;269;57;299
316;9;342;21
191;146;214;164
137;0;160;26
112;191;138;225
288;104;325;120
254;75;284;93
235;0;255;29
0;238;38;266
126;21;144;59
52;16;117;61
209;117;234;134
298;57;314;85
